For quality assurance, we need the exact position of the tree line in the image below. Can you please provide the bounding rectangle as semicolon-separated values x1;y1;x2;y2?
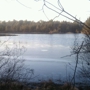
0;20;83;34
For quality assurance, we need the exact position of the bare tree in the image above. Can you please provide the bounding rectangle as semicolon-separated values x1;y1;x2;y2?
35;0;90;86
16;0;90;87
0;41;34;87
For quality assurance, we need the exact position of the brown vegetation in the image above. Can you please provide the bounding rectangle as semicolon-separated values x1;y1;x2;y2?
0;20;82;34
0;80;88;90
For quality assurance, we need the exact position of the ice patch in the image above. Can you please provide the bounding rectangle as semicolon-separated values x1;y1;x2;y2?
41;49;48;52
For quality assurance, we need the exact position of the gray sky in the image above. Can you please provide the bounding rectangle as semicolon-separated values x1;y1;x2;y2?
0;0;90;22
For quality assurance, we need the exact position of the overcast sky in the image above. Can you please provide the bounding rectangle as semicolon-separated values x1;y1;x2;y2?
0;0;90;22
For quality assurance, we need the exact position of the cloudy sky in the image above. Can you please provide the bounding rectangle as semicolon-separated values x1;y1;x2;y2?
0;0;90;22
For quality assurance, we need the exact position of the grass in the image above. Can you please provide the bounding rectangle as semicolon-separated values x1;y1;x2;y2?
0;80;88;90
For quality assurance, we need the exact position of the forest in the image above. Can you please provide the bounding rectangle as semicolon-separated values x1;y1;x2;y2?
0;20;82;34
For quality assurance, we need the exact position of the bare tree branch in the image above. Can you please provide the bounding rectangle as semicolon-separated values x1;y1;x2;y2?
71;41;84;86
16;0;31;9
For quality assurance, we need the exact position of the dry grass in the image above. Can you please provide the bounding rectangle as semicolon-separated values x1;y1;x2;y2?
0;80;82;90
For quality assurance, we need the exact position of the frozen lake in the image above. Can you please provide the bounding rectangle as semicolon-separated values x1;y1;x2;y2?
0;34;84;82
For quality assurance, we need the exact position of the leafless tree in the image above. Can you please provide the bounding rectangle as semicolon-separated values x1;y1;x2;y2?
16;0;90;87
0;41;34;86
16;0;90;82
35;0;90;86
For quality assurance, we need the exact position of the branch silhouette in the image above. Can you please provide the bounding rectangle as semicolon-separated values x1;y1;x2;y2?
16;0;31;9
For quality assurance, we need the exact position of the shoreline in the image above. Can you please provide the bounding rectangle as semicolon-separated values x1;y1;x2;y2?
0;33;17;36
0;32;82;36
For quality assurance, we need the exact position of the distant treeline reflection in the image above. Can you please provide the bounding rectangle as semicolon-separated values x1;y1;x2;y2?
0;20;82;34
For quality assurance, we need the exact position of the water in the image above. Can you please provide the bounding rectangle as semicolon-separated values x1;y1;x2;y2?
0;34;84;82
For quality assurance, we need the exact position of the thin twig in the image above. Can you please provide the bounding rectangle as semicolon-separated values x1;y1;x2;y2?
42;3;49;20
71;41;84;87
16;0;31;9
